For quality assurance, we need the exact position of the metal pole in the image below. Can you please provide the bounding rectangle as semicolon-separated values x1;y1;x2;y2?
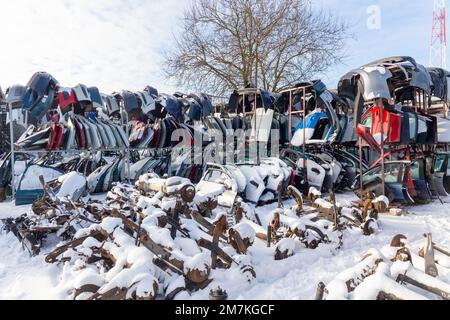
9;103;15;199
289;90;293;145
120;107;131;183
359;137;364;200
303;88;307;173
254;92;260;165
380;99;385;196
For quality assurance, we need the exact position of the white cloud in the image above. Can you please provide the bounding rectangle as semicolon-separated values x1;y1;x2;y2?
0;0;188;94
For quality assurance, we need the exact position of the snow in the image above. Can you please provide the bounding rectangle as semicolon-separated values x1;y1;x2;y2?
183;252;211;274
373;195;389;207
100;217;123;234
56;172;87;200
1;192;450;300
276;238;296;255
232;222;256;243
18;166;62;191
73;268;105;289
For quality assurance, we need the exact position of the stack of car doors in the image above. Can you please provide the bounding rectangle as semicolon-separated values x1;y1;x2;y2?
279;148;360;194
275;81;355;147
21;72;59;124
354;147;440;205
14;113;129;152
427;67;450;144
432;152;450;196
287;81;341;147
197;158;292;207
339;57;437;154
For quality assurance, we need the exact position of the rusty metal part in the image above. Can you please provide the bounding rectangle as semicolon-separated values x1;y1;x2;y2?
315;282;327;300
32;197;50;215
165;287;187;300
180;184;196;203
302;225;329;249
89;287;128;301
346;264;381;293
376;291;402;300
74;284;101;300
197;199;218;218
228;228;248;254
211;215;228;269
362;218;378;236
153;257;183;276
315;202;340;223
361;199;373;222
234;202;244;223
420;243;450;258
393;247;412;263
274;247;293;261
191;211;227;241
287;186;303;216
391;234;407;248
186;265;211;284
396;273;450;300
133;280;159;301
46;229;108;263
111;209;181;268
266;225;272;247
241;265;256;281
209;287;228;301
270;211;281;243
197;238;234;267
308;189;321;203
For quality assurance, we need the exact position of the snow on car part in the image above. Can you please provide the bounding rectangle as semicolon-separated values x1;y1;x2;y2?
136;91;156;114
237;165;265;204
72;84;92;104
137;174;195;202
319;234;450;300
291;111;336;146
53;172;87;201
316;153;343;187
296;158;326;191
259;158;292;193
15;165;64;206
197;164;238;208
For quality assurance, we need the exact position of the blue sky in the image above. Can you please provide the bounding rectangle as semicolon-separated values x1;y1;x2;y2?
317;0;437;87
0;0;442;94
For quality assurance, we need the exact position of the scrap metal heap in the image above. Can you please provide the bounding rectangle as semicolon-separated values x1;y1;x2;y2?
316;234;450;300
1;170;383;300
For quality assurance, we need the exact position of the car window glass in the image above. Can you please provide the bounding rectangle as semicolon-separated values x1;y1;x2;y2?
435;155;446;172
411;161;424;180
385;163;404;184
409;114;417;140
362;114;372;128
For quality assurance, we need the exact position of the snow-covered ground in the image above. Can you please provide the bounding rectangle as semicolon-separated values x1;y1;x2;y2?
1;193;449;300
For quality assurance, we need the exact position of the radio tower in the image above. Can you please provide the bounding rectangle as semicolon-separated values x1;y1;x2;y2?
430;0;447;68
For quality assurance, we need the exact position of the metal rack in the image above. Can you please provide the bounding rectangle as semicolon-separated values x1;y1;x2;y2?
237;88;268;165
278;85;311;182
6;104;172;200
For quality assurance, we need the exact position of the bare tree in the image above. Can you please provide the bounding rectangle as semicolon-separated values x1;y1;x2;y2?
164;0;350;95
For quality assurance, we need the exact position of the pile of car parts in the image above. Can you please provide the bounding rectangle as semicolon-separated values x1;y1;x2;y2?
1;168;389;300
316;234;450;300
